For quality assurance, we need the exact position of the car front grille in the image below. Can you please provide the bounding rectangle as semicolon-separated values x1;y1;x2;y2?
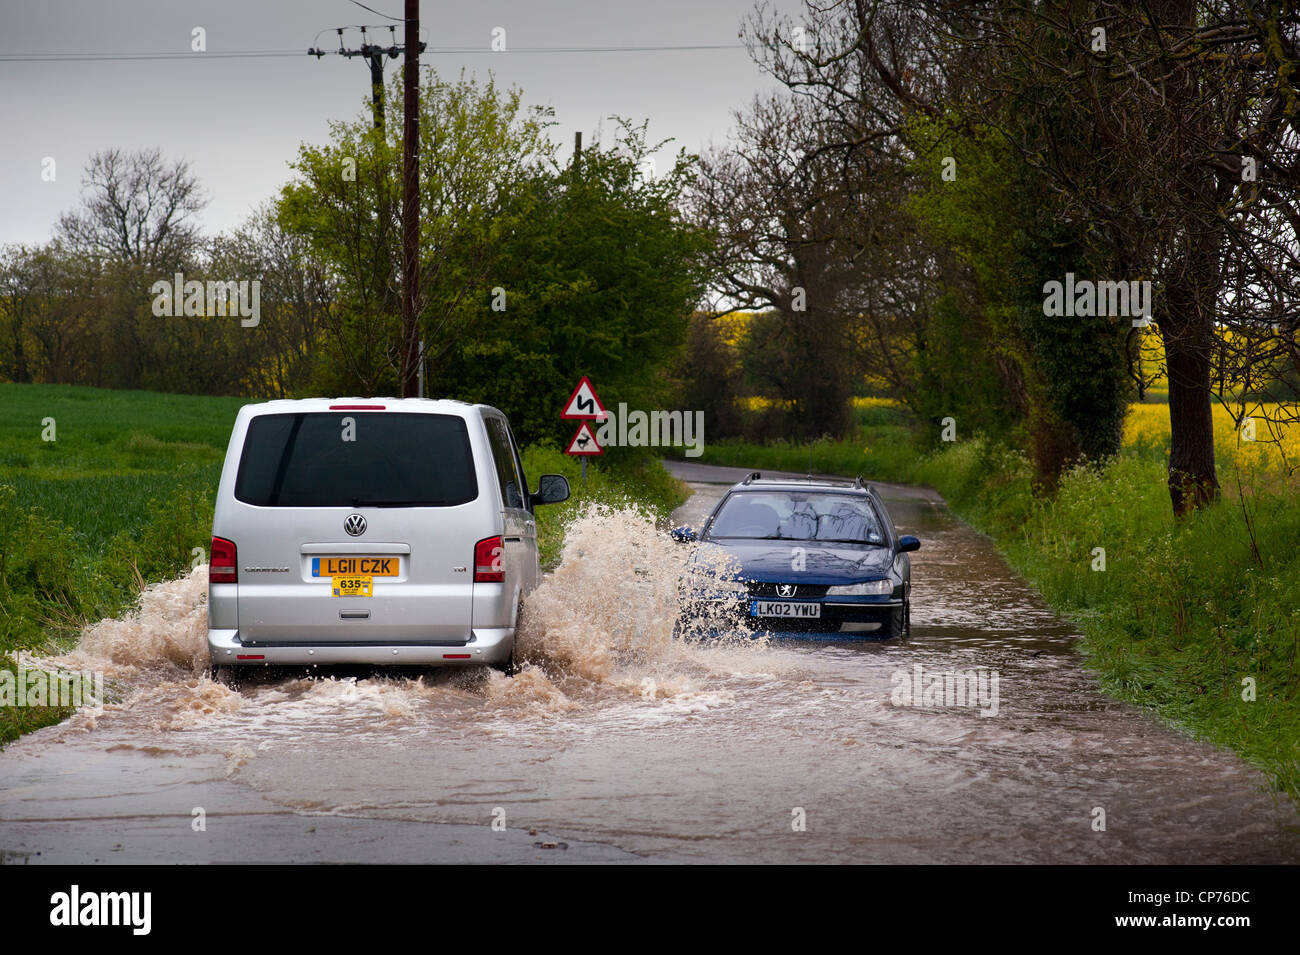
746;581;831;598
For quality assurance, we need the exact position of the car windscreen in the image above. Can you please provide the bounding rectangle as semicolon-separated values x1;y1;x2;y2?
234;412;478;507
707;491;885;544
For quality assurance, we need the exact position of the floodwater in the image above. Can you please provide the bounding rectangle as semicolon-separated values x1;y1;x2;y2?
1;463;1296;863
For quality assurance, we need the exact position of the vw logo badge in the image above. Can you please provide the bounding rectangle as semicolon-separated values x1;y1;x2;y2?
776;584;796;598
344;514;367;537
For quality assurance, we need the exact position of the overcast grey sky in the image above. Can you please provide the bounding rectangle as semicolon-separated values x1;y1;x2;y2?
0;0;801;246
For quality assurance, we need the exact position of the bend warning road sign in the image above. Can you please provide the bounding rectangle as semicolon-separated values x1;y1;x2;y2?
561;376;607;420
565;421;603;456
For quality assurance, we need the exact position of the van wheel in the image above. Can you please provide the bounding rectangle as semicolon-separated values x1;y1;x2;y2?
490;638;518;676
209;664;240;689
491;601;524;676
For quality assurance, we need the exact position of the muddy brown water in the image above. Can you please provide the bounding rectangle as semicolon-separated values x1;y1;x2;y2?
1;463;1296;863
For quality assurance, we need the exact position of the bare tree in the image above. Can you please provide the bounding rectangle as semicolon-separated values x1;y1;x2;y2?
0;245;36;383
693;80;941;438
209;204;335;397
694;93;861;437
56;147;207;271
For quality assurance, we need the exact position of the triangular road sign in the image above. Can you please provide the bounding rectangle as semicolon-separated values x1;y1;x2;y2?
561;375;607;420
565;421;604;456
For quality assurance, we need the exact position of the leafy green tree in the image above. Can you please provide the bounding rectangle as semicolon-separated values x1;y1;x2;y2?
434;121;713;447
908;119;1131;482
277;68;555;396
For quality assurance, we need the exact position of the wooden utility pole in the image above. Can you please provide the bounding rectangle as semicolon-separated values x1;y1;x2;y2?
308;17;426;397
307;27;402;131
367;48;386;129
400;0;421;397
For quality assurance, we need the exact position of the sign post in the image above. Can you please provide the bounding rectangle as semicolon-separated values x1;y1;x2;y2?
562;376;606;484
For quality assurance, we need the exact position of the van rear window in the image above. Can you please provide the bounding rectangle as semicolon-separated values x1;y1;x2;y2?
234;412;478;507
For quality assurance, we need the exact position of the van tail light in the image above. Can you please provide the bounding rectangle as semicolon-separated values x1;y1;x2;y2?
474;536;504;582
210;536;238;583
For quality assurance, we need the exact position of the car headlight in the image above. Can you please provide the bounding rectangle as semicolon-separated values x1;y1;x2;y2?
679;573;747;600
825;579;893;596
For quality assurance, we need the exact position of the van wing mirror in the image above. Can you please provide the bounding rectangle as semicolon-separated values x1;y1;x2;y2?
531;474;570;506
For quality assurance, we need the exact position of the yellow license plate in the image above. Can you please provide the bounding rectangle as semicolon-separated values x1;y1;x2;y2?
332;576;372;597
314;557;398;577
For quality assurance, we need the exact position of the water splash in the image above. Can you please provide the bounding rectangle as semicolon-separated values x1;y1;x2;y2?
23;504;780;738
518;502;766;690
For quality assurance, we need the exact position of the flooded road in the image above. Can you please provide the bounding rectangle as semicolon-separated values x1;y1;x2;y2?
1;462;1297;863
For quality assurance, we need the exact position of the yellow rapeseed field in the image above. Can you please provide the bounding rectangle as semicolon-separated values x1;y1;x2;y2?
852;397;900;410
740;386;1299;475
741;396;788;410
743;395;902;411
1125;396;1300;474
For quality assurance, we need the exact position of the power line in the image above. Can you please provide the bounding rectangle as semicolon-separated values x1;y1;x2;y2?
310;24;412;50
0;50;302;61
346;0;406;22
0;43;746;63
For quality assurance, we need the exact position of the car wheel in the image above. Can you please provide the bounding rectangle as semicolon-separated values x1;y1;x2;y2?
900;599;911;639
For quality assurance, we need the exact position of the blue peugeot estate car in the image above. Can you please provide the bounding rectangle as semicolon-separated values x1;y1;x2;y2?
673;474;920;637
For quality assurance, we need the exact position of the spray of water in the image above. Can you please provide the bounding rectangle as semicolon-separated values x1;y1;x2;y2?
518;503;763;680
22;503;784;740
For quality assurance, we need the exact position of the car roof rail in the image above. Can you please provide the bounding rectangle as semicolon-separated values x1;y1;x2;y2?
742;471;761;485
854;475;873;492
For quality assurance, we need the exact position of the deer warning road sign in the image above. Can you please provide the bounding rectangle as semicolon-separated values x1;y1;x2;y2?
565;421;603;456
561;376;607;420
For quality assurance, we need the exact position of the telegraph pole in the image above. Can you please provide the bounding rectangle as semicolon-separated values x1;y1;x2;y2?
307;26;409;131
400;0;420;398
367;46;386;129
309;13;425;397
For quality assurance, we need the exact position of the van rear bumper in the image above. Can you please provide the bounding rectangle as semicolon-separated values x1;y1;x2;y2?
207;627;513;667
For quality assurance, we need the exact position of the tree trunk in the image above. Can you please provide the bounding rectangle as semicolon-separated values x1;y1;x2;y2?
1155;0;1222;517
1161;280;1219;515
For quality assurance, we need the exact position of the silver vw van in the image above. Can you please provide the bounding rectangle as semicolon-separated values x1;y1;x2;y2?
206;398;569;679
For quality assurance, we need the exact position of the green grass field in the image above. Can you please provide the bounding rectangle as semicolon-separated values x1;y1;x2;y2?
1;386;242;547
0;384;244;647
0;384;247;742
